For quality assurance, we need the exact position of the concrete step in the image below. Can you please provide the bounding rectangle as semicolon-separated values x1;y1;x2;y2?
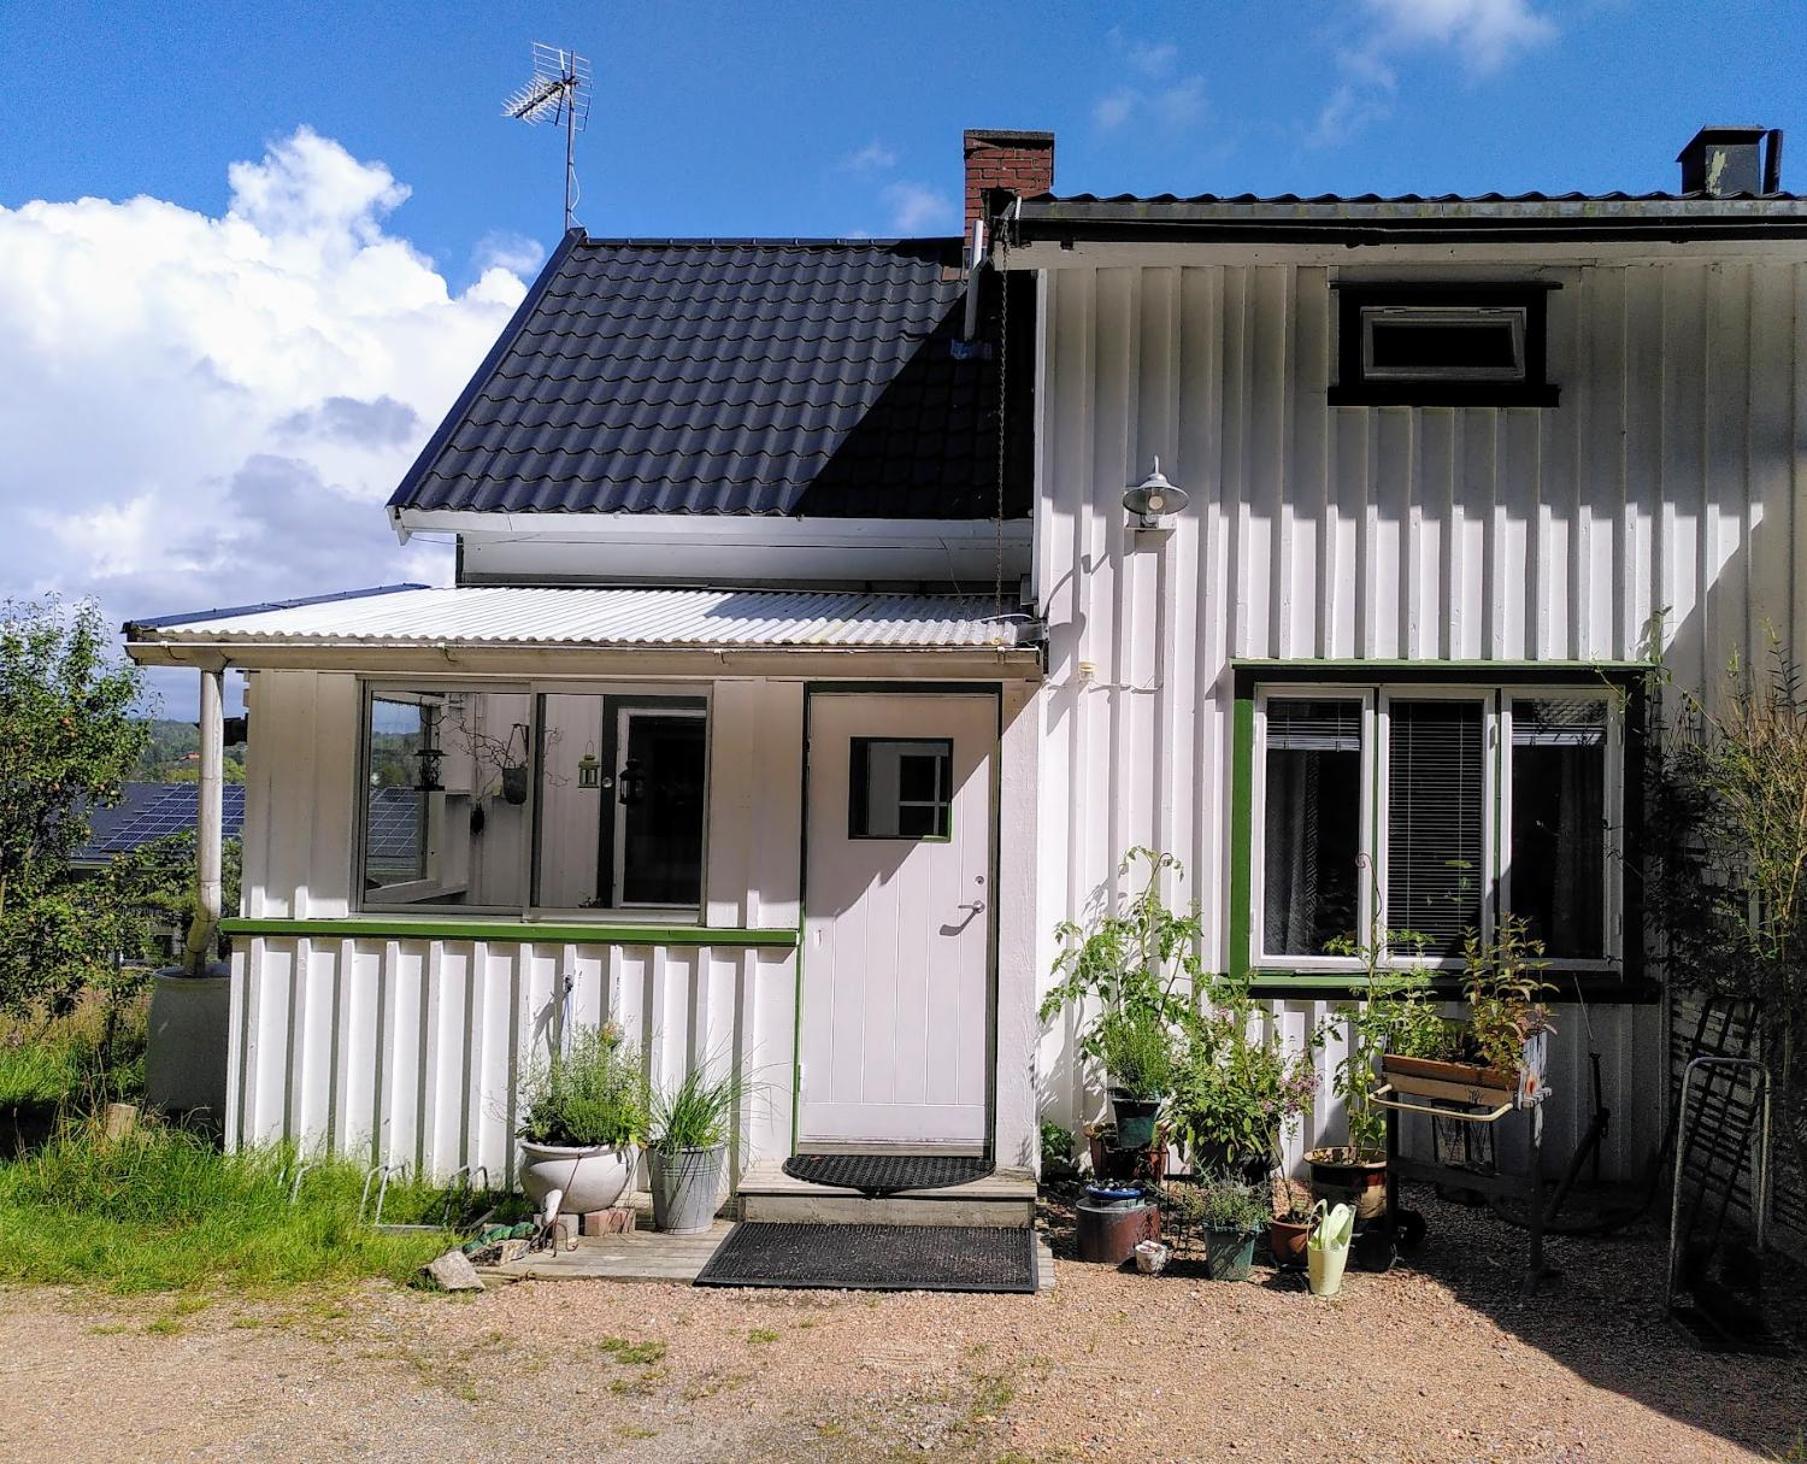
737;1159;1036;1229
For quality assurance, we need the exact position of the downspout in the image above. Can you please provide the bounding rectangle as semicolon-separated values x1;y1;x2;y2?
183;666;225;974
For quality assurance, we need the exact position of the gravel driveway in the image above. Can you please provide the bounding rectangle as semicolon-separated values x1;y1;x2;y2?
2;1190;1800;1462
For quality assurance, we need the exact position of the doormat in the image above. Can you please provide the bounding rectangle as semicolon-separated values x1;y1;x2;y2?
694;1222;1036;1294
782;1152;992;1195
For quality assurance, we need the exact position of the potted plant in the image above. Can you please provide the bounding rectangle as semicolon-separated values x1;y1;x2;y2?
1309;892;1433;1220
1040;848;1198;1154
1094;1003;1175;1148
517;1023;649;1218
1193;1173;1269;1282
1041;1120;1080;1183
1379;915;1554;1107
647;1062;749;1234
1268;1175;1314;1269
1167;972;1321;1186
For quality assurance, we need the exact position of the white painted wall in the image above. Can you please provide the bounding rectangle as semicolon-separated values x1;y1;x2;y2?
227;933;797;1189
233;671;808;1179
1026;252;1807;1182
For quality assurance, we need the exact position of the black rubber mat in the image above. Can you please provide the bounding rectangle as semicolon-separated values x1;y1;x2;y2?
694;1222;1036;1294
781;1152;993;1195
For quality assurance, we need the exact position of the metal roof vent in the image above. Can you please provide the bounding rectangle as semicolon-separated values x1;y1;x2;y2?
1678;126;1783;196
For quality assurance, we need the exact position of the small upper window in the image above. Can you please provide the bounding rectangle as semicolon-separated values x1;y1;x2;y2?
1331;284;1558;408
850;738;952;840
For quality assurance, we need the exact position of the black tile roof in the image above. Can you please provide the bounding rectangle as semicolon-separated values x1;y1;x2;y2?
389;233;1034;519
75;782;247;863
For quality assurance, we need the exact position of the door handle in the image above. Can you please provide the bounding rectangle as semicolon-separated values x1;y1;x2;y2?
957;900;986;915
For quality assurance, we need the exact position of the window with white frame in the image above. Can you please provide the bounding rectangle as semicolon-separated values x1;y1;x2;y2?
1254;684;1619;967
357;685;709;917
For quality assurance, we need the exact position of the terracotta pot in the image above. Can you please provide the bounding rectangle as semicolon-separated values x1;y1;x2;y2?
1268;1216;1310;1269
1306;1146;1387;1223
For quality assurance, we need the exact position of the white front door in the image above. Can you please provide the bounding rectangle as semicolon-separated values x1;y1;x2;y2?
800;693;995;1150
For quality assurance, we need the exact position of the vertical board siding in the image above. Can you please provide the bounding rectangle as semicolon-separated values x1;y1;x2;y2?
229;937;797;1184
1034;258;1807;1181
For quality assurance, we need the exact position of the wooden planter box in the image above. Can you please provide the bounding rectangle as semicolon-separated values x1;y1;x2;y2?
1381;1031;1548;1110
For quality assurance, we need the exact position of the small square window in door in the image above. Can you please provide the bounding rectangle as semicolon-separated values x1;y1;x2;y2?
849;738;952;840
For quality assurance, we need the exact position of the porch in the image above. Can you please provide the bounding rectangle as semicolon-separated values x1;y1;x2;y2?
123;584;1046;1185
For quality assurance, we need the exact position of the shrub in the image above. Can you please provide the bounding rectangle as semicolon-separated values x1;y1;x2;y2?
1093;1004;1176;1100
518;1024;649;1148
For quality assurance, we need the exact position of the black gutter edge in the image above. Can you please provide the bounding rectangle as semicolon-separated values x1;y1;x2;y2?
1012;217;1807;248
123;583;430;635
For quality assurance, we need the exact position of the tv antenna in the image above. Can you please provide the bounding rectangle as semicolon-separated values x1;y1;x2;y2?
502;42;592;232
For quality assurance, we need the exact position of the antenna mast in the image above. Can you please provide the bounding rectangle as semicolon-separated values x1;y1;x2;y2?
502;42;593;232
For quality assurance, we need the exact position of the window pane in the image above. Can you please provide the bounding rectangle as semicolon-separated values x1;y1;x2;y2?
1511;699;1606;958
1362;307;1525;382
535;695;707;911
851;739;952;840
619;714;707;906
1262;699;1362;957
361;689;530;908
365;696;428;889
1387;700;1485;958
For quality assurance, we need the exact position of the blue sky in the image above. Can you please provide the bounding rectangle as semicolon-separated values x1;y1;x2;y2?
0;0;1800;717
6;2;1802;274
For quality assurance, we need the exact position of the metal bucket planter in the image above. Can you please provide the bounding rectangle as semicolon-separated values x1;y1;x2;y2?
1203;1225;1258;1281
649;1145;727;1234
519;1141;637;1216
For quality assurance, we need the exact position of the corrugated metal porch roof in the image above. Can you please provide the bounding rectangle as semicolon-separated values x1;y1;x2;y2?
126;585;1035;653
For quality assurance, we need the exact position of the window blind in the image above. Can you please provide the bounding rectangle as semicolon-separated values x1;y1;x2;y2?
1387;700;1484;956
1266;699;1362;752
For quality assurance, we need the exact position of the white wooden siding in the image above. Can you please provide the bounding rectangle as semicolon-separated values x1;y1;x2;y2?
232;672;806;1180
227;935;797;1185
1030;257;1807;1181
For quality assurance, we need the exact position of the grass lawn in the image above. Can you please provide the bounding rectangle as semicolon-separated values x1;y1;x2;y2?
0;1006;483;1295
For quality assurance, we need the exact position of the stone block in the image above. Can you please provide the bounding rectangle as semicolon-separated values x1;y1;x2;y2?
579;1207;636;1236
423;1249;485;1292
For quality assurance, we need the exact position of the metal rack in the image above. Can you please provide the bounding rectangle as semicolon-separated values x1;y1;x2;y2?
1372;1079;1554;1294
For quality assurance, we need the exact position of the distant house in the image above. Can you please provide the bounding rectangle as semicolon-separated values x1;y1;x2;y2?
72;782;248;871
126;124;1807;1205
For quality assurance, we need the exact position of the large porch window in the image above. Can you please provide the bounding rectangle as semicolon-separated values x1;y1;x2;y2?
1251;682;1622;970
358;684;709;918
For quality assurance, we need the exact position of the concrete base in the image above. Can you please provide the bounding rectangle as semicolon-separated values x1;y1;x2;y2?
736;1160;1036;1228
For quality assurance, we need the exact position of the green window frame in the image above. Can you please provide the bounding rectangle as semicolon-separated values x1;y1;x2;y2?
1229;662;1643;991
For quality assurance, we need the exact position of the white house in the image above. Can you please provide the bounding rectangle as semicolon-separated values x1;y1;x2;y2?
127;125;1807;1202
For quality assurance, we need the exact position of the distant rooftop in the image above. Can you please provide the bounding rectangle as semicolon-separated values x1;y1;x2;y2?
75;782;247;864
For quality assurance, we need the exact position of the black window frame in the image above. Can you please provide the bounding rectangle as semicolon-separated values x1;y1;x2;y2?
1329;282;1560;409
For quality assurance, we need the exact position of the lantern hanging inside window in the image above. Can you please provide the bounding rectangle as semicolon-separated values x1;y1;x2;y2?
577;749;602;789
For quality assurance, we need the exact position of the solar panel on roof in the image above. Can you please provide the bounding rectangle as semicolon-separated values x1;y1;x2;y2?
79;783;247;858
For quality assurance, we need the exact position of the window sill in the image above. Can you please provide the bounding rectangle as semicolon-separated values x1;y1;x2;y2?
220;916;799;948
1243;968;1658;1004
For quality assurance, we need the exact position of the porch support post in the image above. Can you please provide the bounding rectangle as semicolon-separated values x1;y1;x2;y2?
183;666;225;975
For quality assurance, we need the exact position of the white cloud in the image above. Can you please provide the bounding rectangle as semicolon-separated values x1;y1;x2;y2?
842;141;898;174
1313;0;1556;146
882;181;956;234
1366;0;1556;74
0;127;538;713
472;229;546;278
1092;33;1207;136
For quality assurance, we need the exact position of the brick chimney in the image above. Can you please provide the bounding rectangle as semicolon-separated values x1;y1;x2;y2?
963;129;1055;237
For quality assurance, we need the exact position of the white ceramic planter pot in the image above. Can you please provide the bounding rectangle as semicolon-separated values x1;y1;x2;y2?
518;1141;638;1215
